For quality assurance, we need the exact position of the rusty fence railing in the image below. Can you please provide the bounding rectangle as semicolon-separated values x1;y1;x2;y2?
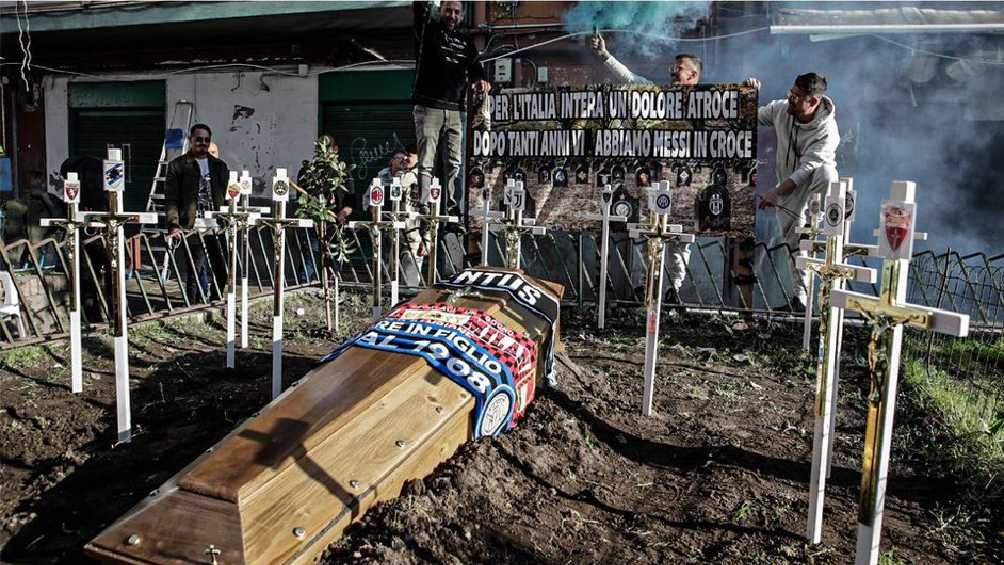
0;225;321;346
2;226;1001;350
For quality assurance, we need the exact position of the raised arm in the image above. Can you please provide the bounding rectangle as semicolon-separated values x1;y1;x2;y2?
591;33;653;85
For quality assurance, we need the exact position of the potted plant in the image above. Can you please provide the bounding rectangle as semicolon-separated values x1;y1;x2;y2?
293;136;355;333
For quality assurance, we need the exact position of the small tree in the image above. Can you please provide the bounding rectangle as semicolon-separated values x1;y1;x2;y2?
294;136;356;332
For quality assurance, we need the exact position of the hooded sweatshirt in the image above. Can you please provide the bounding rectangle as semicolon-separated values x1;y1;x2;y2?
757;95;839;206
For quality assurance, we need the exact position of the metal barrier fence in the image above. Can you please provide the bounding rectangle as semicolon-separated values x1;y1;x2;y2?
0;225;322;345
902;250;1004;389
346;229;1004;324
2;226;1002;347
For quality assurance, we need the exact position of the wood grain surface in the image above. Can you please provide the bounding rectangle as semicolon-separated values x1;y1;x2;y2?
86;272;562;564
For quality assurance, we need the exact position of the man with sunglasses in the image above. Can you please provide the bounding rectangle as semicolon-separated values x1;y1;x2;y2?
165;123;230;302
752;72;840;312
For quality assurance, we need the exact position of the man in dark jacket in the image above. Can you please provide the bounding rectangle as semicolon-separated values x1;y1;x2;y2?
165;123;229;302
413;0;490;219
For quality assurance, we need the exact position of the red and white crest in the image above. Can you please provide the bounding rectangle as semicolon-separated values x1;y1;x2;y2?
422;178;443;206
370;185;385;207
877;200;916;260
884;207;909;251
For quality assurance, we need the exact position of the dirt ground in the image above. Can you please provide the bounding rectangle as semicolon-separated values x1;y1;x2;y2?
1;290;1001;564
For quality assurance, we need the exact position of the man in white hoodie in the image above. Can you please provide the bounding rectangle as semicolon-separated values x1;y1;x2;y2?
754;72;840;310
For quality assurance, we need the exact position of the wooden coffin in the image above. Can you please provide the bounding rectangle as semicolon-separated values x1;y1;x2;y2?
85;267;563;564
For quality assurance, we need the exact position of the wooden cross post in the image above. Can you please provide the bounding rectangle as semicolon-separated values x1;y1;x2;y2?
501;179;545;270
385;177;416;303
414;177;458;286
237;171;257;349
472;184;503;267
797;193;824;350
830;181;969;565
585;183;628;330
256;169;313;399
348;179;405;318
629;180;695;416
796;180;877;544
205;172;262;369
79;148;158;443
41;173;92;393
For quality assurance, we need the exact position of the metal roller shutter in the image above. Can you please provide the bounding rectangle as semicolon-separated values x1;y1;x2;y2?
319;69;417;191
321;103;416;187
70;108;165;213
67;81;166;214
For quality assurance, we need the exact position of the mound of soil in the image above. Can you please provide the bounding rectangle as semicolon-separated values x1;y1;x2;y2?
322;311;1002;564
1;295;1000;563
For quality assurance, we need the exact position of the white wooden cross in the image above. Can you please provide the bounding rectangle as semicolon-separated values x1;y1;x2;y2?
255;169;313;399
348;178;405;318
41;173;96;393
413;177;459;285
79;148;158;443
628;180;695;416
472;184;503;267
830;180;969;565
236;171;258;349
500;179;545;270
204;171;262;369
796;193;824;350
384;177;417;303
801;178;928;351
795;179;877;544
585;183;628;330
800;178;927;481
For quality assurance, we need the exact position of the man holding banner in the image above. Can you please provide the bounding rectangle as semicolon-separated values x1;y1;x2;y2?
592;35;704;301
592;34;757;302
753;73;840;311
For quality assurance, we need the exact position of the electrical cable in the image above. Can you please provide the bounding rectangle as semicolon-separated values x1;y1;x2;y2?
0;59;417;81
0;62;103;79
23;0;32;79
481;27;771;63
165;62;301;76
15;0;30;89
326;59;416;71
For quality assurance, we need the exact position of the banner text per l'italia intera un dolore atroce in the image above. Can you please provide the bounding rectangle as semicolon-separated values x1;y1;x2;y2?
467;84;758;237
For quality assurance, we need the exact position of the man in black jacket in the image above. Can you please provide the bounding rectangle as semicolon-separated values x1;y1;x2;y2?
413;0;490;220
165;123;229;302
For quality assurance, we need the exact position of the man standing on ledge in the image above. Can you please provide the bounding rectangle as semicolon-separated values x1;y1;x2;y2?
165;123;229;302
753;73;840;311
413;0;491;227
